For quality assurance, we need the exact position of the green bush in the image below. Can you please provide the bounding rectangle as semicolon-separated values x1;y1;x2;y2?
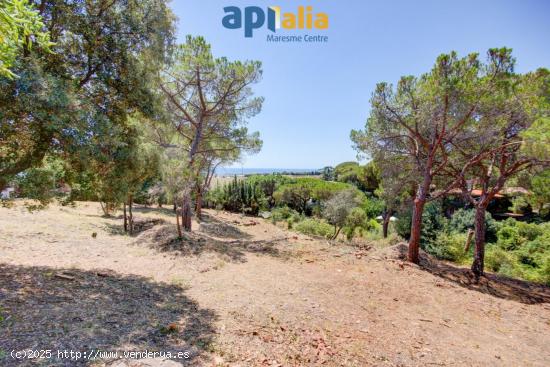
496;225;523;250
270;206;300;223
294;218;334;239
425;232;469;262
447;208;499;242
515;233;550;268
344;207;367;240
361;197;385;219
485;245;517;273
516;221;544;241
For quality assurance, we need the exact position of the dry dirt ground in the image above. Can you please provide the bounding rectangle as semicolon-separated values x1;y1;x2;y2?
1;201;550;367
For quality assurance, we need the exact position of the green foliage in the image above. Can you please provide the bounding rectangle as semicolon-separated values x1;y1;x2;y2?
485;245;517;274
395;208;413;240
0;0;176;193
321;189;362;236
270;206;300;223
14;156;66;207
439;214;550;285
160;35;264;218
334;161;380;192
495;219;545;250
208;176;263;215
529;169;550;216
516;233;550;268
274;177;355;214
509;196;532;215
361;197;385;219
293;218;334;239
344;207;367;240
78;116;161;214
427;232;469;263
0;0;53;78
245;174;292;208
447;208;499;242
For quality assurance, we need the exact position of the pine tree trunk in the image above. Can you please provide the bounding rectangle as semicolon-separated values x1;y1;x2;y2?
123;203;128;232
128;195;134;235
176;207;182;238
196;188;203;222
382;211;391;238
471;205;487;279
408;185;429;263
182;195;192;232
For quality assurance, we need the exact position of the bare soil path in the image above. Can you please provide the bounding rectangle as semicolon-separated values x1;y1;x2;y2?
1;201;550;366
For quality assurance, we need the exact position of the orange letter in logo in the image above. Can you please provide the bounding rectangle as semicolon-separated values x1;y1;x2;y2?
315;13;329;29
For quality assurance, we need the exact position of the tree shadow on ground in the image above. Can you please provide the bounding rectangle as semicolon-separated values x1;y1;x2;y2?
198;212;253;240
135;223;287;264
0;264;217;366
393;244;550;305
104;218;167;237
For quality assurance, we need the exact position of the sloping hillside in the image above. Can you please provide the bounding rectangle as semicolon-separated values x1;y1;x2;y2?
1;201;549;366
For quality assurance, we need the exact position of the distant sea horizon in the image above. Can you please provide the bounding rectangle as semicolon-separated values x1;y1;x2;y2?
214;167;321;176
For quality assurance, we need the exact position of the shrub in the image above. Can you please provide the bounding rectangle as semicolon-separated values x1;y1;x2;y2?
344;207;367;240
321;189;362;237
485;245;517;273
424;232;469;262
496;226;523;250
515;233;550;268
270;206;300;223
294;218;334;238
447;208;499;242
365;218;381;231
516;221;544;241
361;197;385;219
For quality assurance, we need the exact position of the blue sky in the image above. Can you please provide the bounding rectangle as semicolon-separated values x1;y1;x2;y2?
169;0;550;169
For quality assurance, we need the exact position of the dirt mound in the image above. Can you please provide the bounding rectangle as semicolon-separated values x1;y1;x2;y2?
134;223;284;261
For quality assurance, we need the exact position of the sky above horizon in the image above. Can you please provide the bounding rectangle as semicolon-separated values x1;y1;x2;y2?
169;0;550;169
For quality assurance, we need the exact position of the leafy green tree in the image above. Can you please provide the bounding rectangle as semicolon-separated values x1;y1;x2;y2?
322;189;362;239
333;161;380;192
0;0;175;192
0;0;53;78
160;36;263;232
273;178;353;214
